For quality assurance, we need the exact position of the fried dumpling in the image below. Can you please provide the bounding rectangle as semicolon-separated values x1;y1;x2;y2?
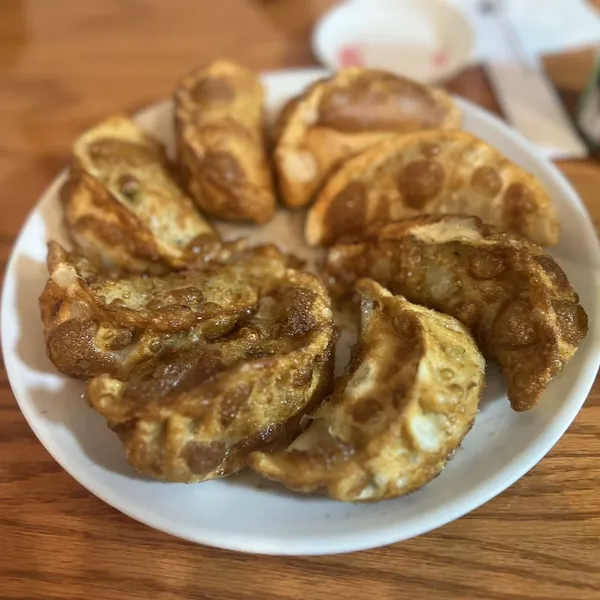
250;279;484;501
175;60;275;223
86;270;335;483
274;67;460;209
325;215;588;411
62;116;217;274
40;241;295;380
306;130;559;246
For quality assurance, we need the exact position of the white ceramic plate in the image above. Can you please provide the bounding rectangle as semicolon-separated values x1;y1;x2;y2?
2;69;599;556
312;0;475;83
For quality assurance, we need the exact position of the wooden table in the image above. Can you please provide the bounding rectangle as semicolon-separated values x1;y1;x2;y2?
1;1;599;598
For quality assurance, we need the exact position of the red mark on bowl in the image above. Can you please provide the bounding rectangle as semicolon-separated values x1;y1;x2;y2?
338;45;364;67
433;50;450;68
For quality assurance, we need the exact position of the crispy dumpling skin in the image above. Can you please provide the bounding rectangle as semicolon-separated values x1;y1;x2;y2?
40;241;296;380
274;67;460;209
86;270;335;483
175;60;275;223
306;130;560;246
62;116;217;274
250;279;484;501
325;215;588;411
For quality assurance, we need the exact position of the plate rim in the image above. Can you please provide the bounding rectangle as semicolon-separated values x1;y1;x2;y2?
2;67;600;556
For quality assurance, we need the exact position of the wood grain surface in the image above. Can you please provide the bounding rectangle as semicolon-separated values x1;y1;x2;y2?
1;1;599;598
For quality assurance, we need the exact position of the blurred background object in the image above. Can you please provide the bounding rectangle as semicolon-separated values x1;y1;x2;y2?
313;0;475;83
577;48;600;154
457;0;600;58
469;0;592;159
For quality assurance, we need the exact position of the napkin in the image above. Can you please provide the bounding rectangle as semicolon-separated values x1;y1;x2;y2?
448;0;600;159
450;0;600;59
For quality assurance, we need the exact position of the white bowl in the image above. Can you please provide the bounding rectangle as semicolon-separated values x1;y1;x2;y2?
2;68;599;556
312;0;475;83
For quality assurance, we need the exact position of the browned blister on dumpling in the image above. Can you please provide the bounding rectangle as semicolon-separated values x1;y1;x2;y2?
306;130;559;246
175;60;275;223
274;67;460;209
250;279;484;501
39;241;296;380
62;116;217;274
86;270;335;483
325;215;588;411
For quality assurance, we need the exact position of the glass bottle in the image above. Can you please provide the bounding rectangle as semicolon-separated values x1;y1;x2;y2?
577;48;600;154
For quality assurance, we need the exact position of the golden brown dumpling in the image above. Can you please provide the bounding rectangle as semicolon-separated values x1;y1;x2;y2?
39;241;296;380
62;115;217;274
325;215;588;411
250;279;484;502
86;270;335;483
274;67;460;209
306;130;559;246
175;60;275;223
